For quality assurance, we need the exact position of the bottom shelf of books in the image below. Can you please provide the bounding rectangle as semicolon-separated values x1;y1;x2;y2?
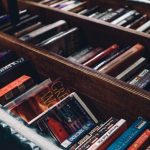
0;48;149;150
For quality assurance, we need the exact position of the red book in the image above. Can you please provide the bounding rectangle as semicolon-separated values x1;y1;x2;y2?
47;117;69;143
99;43;144;76
83;44;119;67
128;129;150;150
78;47;103;64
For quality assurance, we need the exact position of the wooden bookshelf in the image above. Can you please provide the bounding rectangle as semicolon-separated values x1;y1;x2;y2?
0;0;150;148
16;0;150;119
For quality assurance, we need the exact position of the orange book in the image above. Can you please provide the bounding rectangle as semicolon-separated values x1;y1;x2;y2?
0;75;34;105
128;129;150;150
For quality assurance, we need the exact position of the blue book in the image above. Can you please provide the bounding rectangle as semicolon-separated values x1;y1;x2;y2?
107;117;149;150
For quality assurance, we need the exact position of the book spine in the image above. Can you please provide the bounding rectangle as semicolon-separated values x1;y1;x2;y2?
94;46;130;70
70;117;118;150
73;93;98;124
128;129;150;150
20;20;68;43
0;57;25;75
0;75;34;105
88;119;126;150
61;120;95;148
116;57;146;81
136;20;150;32
111;10;136;25
129;69;149;85
83;44;119;67
68;47;93;62
77;47;103;64
107;117;150;150
126;14;148;29
135;71;150;89
99;43;144;76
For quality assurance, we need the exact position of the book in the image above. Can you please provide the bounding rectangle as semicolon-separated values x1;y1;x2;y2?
117;12;141;27
95;9;113;19
81;6;100;16
83;44;119;67
14;22;43;37
20;20;68;44
136;20;150;32
116;57;146;81
126;14;148;29
3;15;40;34
107;8;127;22
68;46;93;62
107;117;150;150
68;2;87;13
70;117;119;150
76;47;103;64
94;46;131;70
135;71;150;90
128;129;150;150
129;69;149;85
0;57;40;87
127;0;150;5
28;92;98;149
0;58;25;87
61;2;86;12
10;78;72;122
87;119;127;150
111;10;137;25
37;27;79;57
99;43;144;77
0;75;35;106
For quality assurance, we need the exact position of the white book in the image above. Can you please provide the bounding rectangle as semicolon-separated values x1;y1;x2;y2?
129;69;149;85
111;10;136;25
116;57;146;80
20;20;67;41
88;119;126;150
136;20;150;32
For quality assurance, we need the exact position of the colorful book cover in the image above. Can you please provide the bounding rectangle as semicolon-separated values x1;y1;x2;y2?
107;117;150;150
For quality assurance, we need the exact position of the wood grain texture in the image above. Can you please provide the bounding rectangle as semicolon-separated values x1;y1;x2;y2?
0;32;149;123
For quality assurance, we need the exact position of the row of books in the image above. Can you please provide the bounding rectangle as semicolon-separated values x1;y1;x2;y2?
37;0;150;34
1;11;150;92
0;49;150;149
0;10;79;57
0;11;150;92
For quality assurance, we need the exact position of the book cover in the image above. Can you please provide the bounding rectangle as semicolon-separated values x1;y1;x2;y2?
30;92;98;149
70;117;118;150
128;129;150;150
10;78;72;122
107;117;150;150
88;119;127;150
